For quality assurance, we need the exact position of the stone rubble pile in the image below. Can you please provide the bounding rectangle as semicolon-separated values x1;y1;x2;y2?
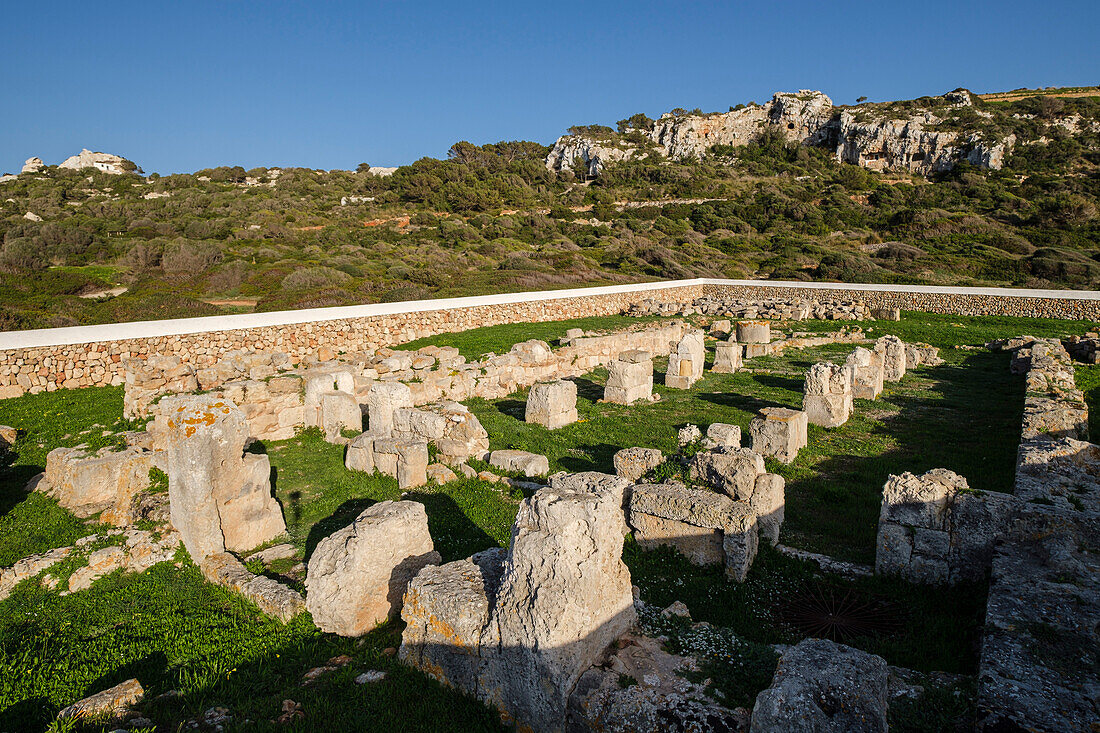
625;296;872;321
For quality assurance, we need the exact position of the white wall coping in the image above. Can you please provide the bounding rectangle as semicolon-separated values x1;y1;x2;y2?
2;278;1098;350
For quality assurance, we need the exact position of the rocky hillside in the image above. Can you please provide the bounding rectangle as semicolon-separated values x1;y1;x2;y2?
546;88;1094;177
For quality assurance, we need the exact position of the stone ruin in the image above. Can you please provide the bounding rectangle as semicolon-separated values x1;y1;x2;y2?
664;330;705;389
625;295;873;322
711;338;742;373
749;407;808;464
736;320;771;359
844;346;883;400
305;500;440;636
159;394;286;559
875;469;1017;585
874;335;907;382
688;447;785;547
802;362;853;428
611;446;665;482
525;379;578;429
40;443;166;527
603;350;654;404
399;472;636;732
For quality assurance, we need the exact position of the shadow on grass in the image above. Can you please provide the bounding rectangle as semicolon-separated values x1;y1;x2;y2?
304;497;379;563
557;443;622;474
0;465;42;519
401;491;499;563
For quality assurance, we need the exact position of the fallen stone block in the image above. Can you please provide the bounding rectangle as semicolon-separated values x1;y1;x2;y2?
374;437;429;489
613;447;665;482
689;447;765;500
306;500;440;636
320;391;362;442
489;449;549;477
344;432;376;472
57;678;144;722
201;552;306;622
736;320;771;344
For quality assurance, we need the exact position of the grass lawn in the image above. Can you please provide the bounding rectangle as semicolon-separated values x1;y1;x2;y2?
0;310;1085;730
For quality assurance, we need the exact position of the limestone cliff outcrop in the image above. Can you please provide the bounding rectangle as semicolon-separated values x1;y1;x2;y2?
546;88;1022;177
58;149;134;174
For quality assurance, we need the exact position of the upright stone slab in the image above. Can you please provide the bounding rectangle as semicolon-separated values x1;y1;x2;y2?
604;350;653;405
751;638;889;733
750;407;808;464
876;468;1017;585
306;500;440;636
711;339;742;374
803;362;853;428
163;395;284;560
366;382;413;436
373;438;429;489
525;380;578;429
488;472;636;731
321;391;362;442
665;331;705;389
874;335;907;382
845;347;884;400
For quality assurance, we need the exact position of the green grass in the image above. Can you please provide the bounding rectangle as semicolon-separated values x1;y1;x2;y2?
1075;364;1100;438
0;386;140;565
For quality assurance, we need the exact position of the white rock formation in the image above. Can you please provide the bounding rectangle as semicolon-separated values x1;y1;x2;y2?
58;149;133;174
21;157;44;174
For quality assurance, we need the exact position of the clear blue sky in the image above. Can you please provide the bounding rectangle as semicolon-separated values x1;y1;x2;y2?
3;0;1098;175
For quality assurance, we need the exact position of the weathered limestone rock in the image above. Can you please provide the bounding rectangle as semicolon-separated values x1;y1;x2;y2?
526;380;579;429
612;447;665;482
803;362;853;427
426;462;458;484
306;500;440;636
689;447;766;500
665;331;705;389
711;339;742;373
373;437;429;489
161;395;285;559
200;552;305;622
845;347;884;400
489;472;636;731
303;369;355;427
58;148;132;174
489;449;550;477
749;407;808;464
344;431;376;472
876;469;1016;585
751;638;888;733
394;401;489;464
751;473;785;546
736;320;771;344
401;473;635;732
874;335;907;382
705;422;742;449
604;350;653;405
68;545;125;592
905;342;943;368
57;679;144;721
677;424;703;447
41;445;157;523
366;382;413;436
567;634;743;732
21;157;44;174
709;319;732;337
628;482;759;580
320;391;362;442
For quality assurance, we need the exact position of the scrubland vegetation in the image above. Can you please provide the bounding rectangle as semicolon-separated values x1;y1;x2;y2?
1;92;1098;331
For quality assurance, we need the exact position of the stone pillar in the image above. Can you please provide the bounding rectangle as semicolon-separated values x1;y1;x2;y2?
844;347;884;400
366;382;413;436
737;320;771;359
525;379;579;429
665;330;705;389
749;407;808;464
803;362;853;428
874;335;907;382
712;339;742;374
604;350;653;404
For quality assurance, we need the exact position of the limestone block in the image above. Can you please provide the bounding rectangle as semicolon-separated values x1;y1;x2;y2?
750;473;785;545
689;447;766;500
845;347;884;400
604;351;653;405
803;362;853;428
426;462;458;484
201;552;305;622
628;483;753;571
874;335;907;382
665;331;705;389
218;453;286;553
366;382;413;436
711;340;742;373
488;472;636;731
345;432;375;472
709;319;732;337
525;380;578;429
905;342;943;368
736;320;771;344
321;391;362;442
306;501;439;635
374;438;429;489
677;424;703;447
708;422;743;444
612;447;665;482
58;679;144;721
749;407;808;464
489;449;550;477
751;639;888;733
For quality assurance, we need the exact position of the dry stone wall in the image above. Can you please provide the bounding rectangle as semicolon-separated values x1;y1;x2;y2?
1;279;1098;398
